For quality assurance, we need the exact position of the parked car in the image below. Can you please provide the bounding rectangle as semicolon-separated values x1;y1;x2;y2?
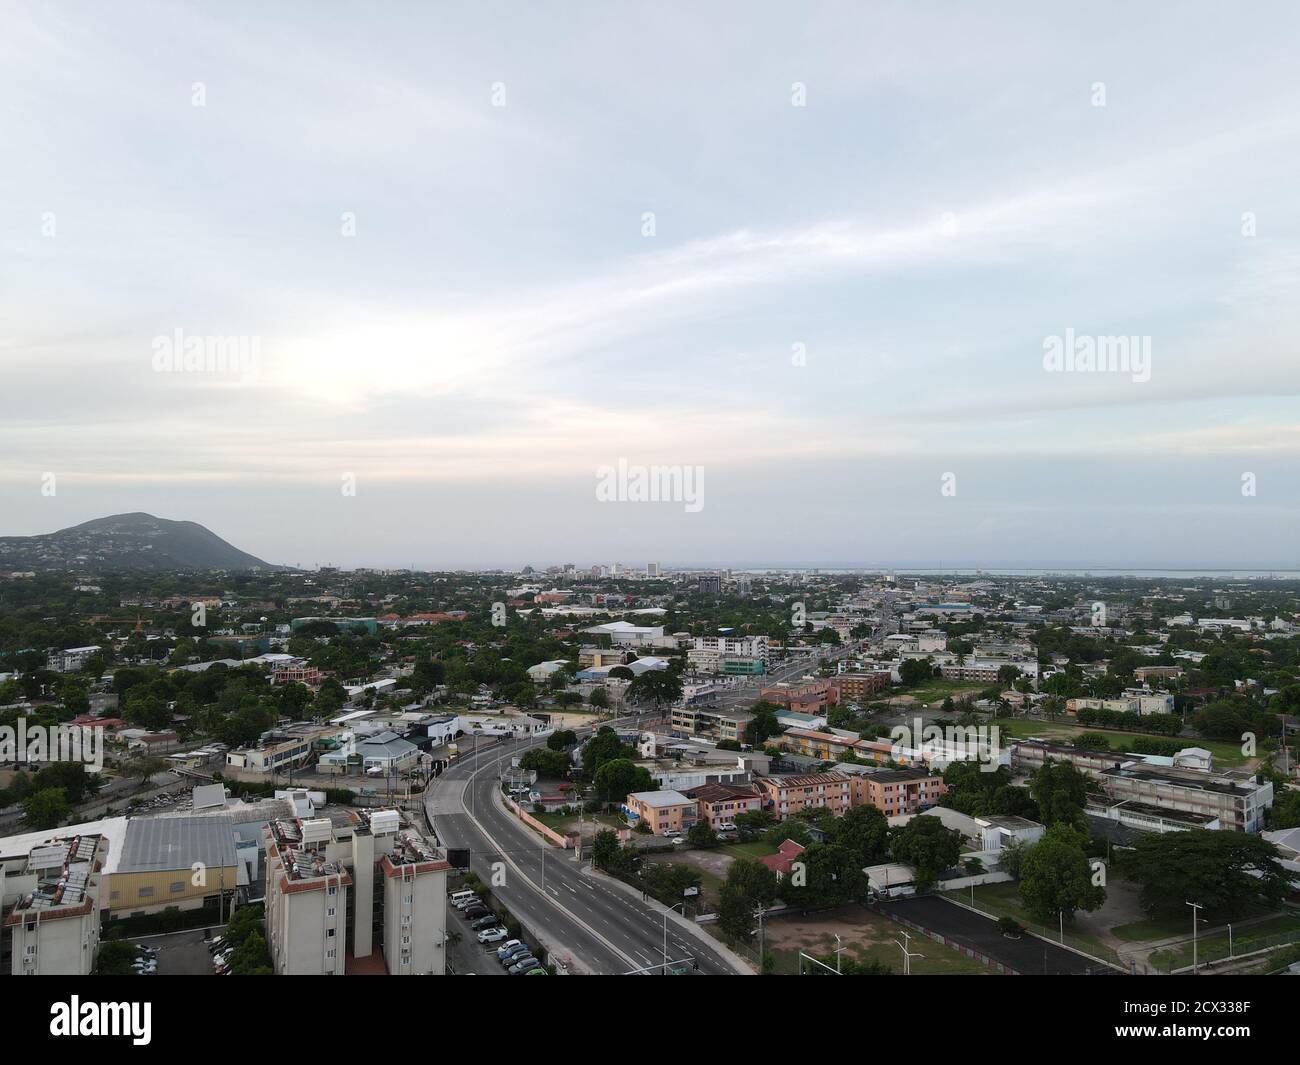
508;956;540;974
672;835;688;845
463;906;490;921
470;915;499;931
499;944;531;965
524;967;547;975
477;927;508;944
496;939;523;960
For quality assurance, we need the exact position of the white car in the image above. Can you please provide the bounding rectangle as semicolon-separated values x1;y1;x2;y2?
672;835;688;845
478;927;509;944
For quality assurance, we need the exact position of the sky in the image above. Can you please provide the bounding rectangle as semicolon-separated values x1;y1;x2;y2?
2;1;1300;570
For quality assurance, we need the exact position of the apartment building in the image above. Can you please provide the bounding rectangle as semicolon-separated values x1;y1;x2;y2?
379;828;451;976
687;783;764;828
831;671;892;702
264;817;351;975
937;657;1039;683
272;665;323;687
670;706;754;745
851;767;946;817
623;791;697;835
46;645;101;674
759;680;840;714
758;772;853;820
777;727;862;761
692;634;770;665
2;830;109;975
265;809;450;975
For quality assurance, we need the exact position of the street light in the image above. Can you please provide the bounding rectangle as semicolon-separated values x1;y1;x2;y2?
893;929;924;975
662;902;685;974
1186;901;1202;973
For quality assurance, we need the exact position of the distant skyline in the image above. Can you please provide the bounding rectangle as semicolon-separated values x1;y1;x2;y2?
3;2;1299;569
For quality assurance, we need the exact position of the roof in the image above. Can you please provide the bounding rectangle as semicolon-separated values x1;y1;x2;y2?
117;815;238;874
627;790;693;808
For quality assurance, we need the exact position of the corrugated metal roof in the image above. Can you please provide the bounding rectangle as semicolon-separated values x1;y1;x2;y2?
117;815;237;873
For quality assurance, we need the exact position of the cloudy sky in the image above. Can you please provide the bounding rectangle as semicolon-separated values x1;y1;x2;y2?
3;1;1299;569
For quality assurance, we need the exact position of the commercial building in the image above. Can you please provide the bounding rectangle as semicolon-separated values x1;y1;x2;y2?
109;815;239;916
1095;765;1273;833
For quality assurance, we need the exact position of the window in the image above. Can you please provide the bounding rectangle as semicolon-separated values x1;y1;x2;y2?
170;882;185;893
139;886;154;898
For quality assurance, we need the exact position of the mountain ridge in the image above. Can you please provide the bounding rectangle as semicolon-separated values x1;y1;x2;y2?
0;512;280;572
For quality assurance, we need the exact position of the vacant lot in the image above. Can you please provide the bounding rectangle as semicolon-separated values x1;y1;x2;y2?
762;904;994;975
992;718;1251;768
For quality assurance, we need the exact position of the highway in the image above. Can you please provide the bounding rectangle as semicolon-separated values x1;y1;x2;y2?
423;725;746;976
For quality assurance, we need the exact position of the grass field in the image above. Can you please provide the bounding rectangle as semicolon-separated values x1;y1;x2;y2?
899;680;988;704
1149;912;1300;971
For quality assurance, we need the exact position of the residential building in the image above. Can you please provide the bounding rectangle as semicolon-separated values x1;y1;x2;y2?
757;772;852;820
46;645;101;674
263;817;351;975
759;839;806;879
687;783;764;828
851;767;946;816
670;706;754;744
622;791;697;835
831;672;892;702
2;829;110;974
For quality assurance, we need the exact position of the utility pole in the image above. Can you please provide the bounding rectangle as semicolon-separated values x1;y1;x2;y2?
662;902;685;974
1186;901;1202;973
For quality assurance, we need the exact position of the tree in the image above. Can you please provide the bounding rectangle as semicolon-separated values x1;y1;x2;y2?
717;881;757;942
726;858;779;909
518;748;571;779
829;804;890;865
787;842;869;908
687;820;718;847
591;828;620;870
890;815;962;883
1017;836;1105;921
748;701;784;746
626;669;683;709
127;756;169;785
1122;830;1289;918
581;727;627;774
24;787;69;829
546;729;577;750
588;686;610;709
591;758;653;803
1029;761;1089;831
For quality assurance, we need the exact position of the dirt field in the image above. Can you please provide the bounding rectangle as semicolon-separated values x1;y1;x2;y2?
762;904;994;975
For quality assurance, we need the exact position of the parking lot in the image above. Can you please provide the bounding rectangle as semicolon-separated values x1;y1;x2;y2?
115;928;217;975
447;892;546;975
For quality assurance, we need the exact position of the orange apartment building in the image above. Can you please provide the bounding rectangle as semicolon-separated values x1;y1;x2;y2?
758;772;853;820
687;783;764;828
851;767;946;816
623;790;698;835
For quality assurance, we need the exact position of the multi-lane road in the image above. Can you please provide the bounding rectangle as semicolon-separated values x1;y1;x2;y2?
423;724;747;976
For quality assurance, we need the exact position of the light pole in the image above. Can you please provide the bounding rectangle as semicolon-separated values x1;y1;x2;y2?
1186;901;1202;973
662;902;685;974
893;930;924;975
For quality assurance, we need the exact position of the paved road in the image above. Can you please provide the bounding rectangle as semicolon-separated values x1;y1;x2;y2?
878;896;1116;975
424;724;743;976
